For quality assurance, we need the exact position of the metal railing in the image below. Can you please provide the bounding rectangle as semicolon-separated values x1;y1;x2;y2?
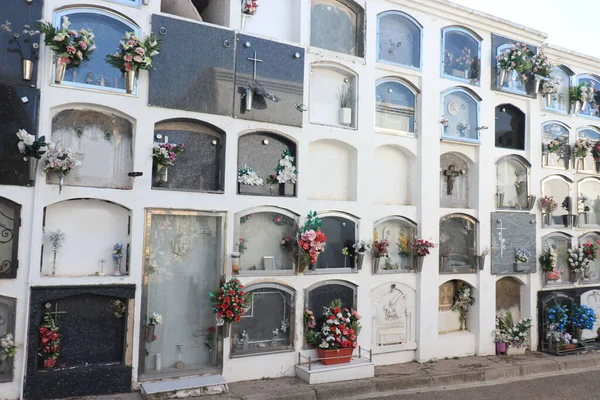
297;346;372;371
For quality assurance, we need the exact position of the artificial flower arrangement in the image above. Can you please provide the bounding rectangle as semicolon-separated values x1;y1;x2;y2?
514;247;530;263
579;81;596;108
109;299;127;319
561;196;572;214
209;278;250;325
42;147;83;193
579;194;592;215
280;235;294;252
303;309;316;329
297;211;327;270
540;76;560;103
397;231;410;257
238;167;263;186
105;31;162;73
242;0;259;15
539;196;558;214
494;311;532;348
153;142;185;172
545;137;568;156
353;240;370;254
410;238;435;257
545;304;569;342
572;305;597;332
496;42;531;84
456;122;471;136
582;240;599;261
273;149;297;184
16;129;52;161
567;246;592;275
0;333;18;363
149;312;163;325
38;311;60;368
539;245;561;281
238;238;248;254
572;138;592;159
444;47;478;80
592;142;600;162
112;242;124;276
304;299;361;353
529;50;552;93
452;285;475;329
369;238;390;259
440;117;449;131
38;16;95;74
1;20;40;80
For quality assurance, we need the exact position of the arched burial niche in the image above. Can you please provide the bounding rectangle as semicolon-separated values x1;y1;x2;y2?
0;295;16;381
371;282;416;348
543;66;571;113
49;108;133;189
576;127;600;174
0;197;21;279
374;146;413;205
376;11;422;69
237;131;297;197
441;27;481;85
495;43;528;95
542;175;573;227
439;214;478;274
495;104;525;150
440;87;480;143
373;216;417;273
53;8;140;93
496;155;531;210
42;199;131;277
440;152;472;208
496;277;524;322
308;140;357;201
576;75;600;118
305;280;357;327
542;232;573;286
438;280;476;333
310;0;364;57
579;233;600;283
541;121;570;170
234;207;299;274
153;119;225;192
375;79;417;134
578;178;600;228
538;292;576;353
231;283;295;356
315;212;358;270
310;63;358;128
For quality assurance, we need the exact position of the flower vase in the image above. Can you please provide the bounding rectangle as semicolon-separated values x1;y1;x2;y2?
440;256;449;272
460;318;466;331
355;252;364;270
583;212;590;225
576;158;585;171
496;342;507;355
297;261;306;274
497;192;505;208
222;321;230;337
573;101;581;114
414;256;424;272
113;260;122;276
561;214;571;228
513;262;527;272
542;152;549;166
22;59;33;81
339;107;352;125
54;60;66;84
570;214;579;227
476;255;486;271
544;212;553;227
125;70;136;94
534;77;541;94
499;69;507;86
545;95;551;107
145;324;156;343
371;257;380;274
583;264;591;280
399;254;409;270
241;13;252;31
527;195;537;211
581;101;588;112
308;263;316;271
543;272;557;286
155;164;168;185
28;158;38;181
52;252;58;275
57;174;65;194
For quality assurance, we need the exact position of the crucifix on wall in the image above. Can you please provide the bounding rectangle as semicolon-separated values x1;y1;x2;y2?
443;165;466;195
244;49;280;111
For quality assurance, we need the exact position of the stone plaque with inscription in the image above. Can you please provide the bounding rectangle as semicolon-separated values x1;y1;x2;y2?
491;212;537;275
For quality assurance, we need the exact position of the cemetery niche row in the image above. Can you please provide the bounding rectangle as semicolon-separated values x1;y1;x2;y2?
542;175;600;229
542;122;600;173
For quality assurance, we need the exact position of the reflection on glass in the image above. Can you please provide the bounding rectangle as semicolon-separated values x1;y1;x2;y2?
377;12;420;68
544;68;570;112
442;30;480;84
577;128;600;172
497;158;528;209
496;44;527;94
543;236;571;284
311;0;358;56
317;216;356;269
442;90;478;142
374;219;415;273
495;105;525;150
375;81;415;132
439;215;477;274
577;77;600;118
579;182;600;227
238;212;296;272
542;123;570;168
143;212;222;378
579;235;600;282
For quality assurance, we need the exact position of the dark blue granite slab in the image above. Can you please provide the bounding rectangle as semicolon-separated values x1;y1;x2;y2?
234;34;304;127
0;0;42;87
0;84;39;187
148;15;235;116
491;212;537;275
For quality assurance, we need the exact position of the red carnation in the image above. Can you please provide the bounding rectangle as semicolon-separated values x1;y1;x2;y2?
44;358;57;368
226;310;234;318
234;315;241;322
333;307;341;314
217;311;223;317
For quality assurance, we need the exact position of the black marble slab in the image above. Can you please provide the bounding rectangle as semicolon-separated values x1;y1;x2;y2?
0;84;39;187
490;34;537;98
0;0;42;87
491;212;537;275
148;15;235;116
234;34;304;127
24;285;135;400
307;283;356;326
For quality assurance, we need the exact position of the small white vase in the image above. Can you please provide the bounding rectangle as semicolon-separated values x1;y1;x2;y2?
339;107;352;125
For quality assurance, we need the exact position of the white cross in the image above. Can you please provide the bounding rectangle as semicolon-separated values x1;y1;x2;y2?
247;50;263;79
496;220;506;258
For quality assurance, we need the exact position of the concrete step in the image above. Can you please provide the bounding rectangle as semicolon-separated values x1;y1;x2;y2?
140;375;228;399
295;357;375;385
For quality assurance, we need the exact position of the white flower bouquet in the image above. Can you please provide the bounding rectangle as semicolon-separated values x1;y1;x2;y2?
567;246;591;273
16;129;52;160
238;167;263;185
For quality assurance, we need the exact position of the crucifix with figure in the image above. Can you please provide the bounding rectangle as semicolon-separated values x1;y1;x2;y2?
443;165;465;195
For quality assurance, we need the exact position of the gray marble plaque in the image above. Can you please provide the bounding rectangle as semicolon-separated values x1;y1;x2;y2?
148;15;235;116
491;212;537;275
234;34;304;127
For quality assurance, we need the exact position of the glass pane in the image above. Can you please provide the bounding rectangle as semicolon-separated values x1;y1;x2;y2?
546;69;569;112
442;91;478;141
61;12;136;91
231;288;292;355
579;235;600;282
443;30;479;83
579;182;600;227
0;201;17;278
578;129;600;172
497;159;528;209
377;13;420;68
543;236;570;284
577;78;600;118
375;81;415;132
311;1;357;56
0;296;15;382
496;44;526;94
374;219;414;272
308;284;355;324
143;212;222;377
440;216;476;273
316;217;356;269
238;212;296;272
495;105;525;149
544;179;570;221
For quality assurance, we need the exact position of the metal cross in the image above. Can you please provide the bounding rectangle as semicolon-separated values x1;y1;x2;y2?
99;258;106;270
45;302;67;324
247;50;263;79
496;220;506;258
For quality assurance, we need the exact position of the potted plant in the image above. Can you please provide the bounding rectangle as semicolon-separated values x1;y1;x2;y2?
539;246;561;285
369;237;390;274
578;194;592;225
581;240;599;280
529;50;552;94
573;138;592;171
145;312;162;342
452;285;475;331
1;21;40;81
514;248;531;272
38;17;95;84
539;196;558;227
397;231;411;270
209;278;249;336
16;129;52;181
297;211;327;272
352;240;369;270
105;31;162;94
495;312;532;355
567;246;591;284
152;142;184;185
496;42;531;87
410;238;435;272
305;299;361;366
571;305;597;340
337;85;354;126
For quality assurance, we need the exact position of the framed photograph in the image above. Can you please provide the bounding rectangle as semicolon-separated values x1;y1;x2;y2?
263;256;275;270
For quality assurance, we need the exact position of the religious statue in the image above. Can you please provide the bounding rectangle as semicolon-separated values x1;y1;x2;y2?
443;165;465;195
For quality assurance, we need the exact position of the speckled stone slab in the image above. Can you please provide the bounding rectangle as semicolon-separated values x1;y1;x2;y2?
491;212;537;275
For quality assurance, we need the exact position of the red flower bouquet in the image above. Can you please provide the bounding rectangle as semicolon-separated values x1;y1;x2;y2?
209;278;249;324
411;238;435;257
297;211;327;269
38;311;60;368
305;299;361;351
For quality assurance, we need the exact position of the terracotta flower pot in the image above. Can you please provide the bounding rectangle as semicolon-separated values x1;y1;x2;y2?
317;347;353;366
